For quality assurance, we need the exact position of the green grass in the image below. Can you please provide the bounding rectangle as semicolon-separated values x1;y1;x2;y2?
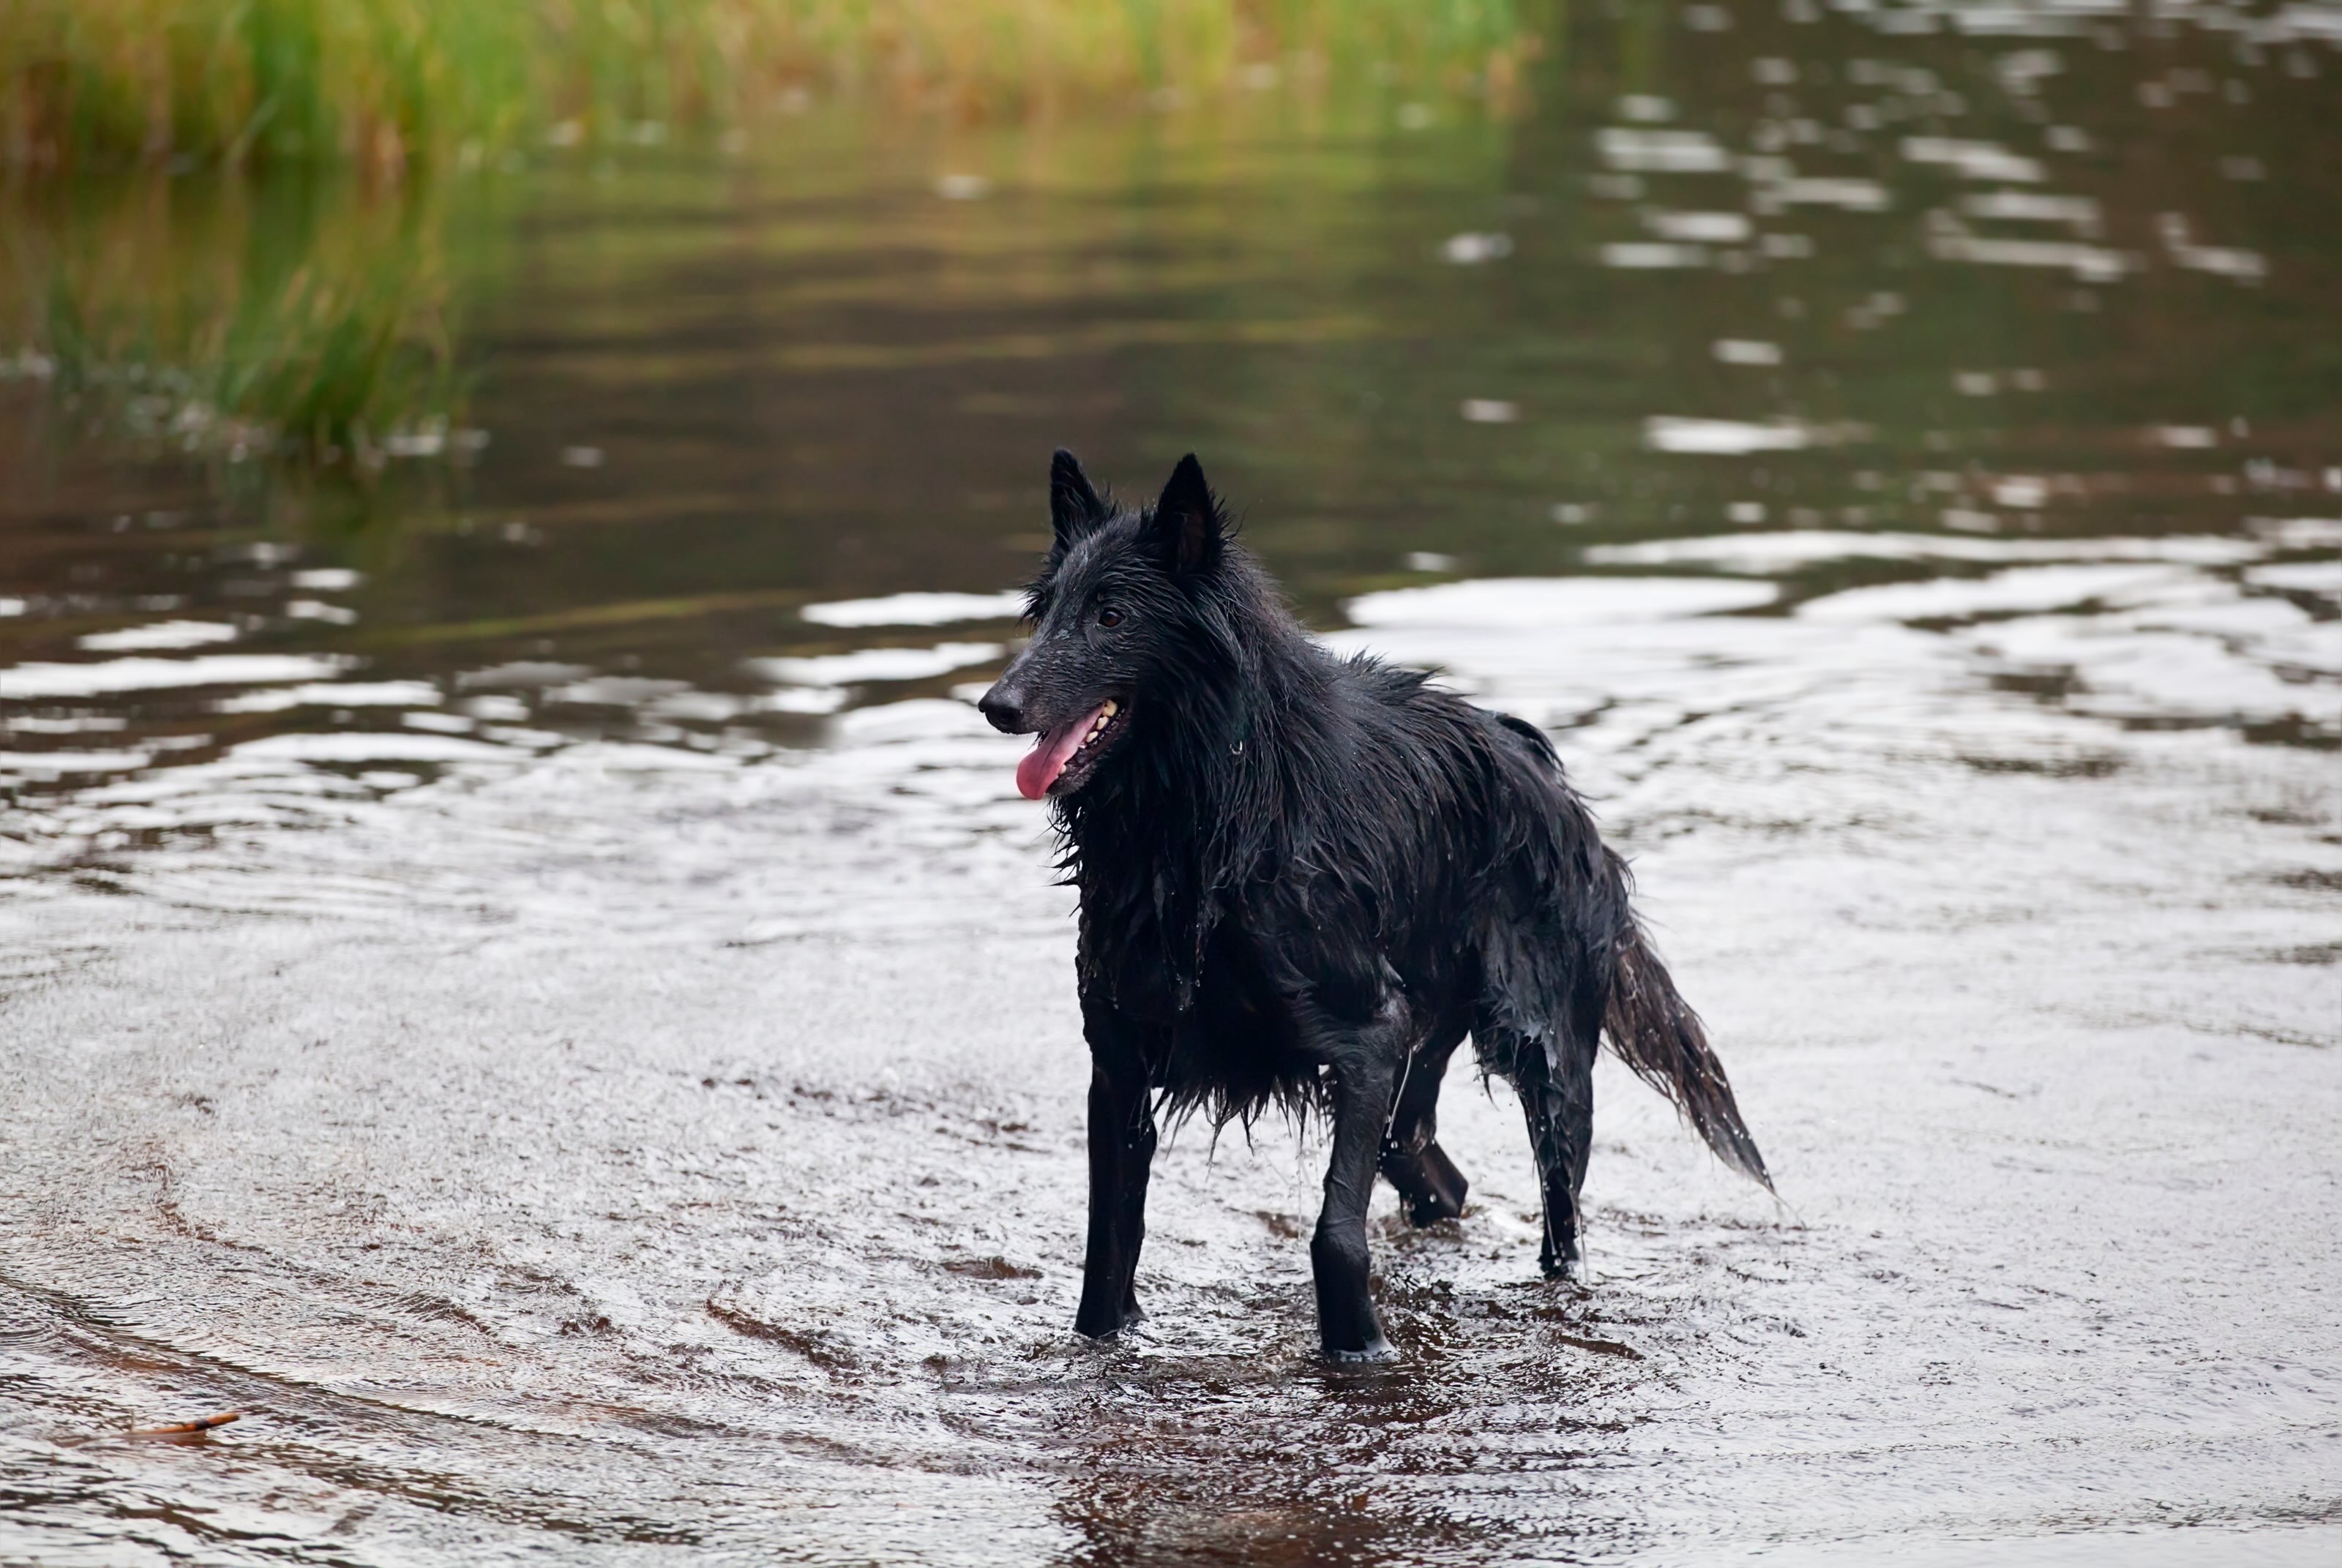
0;1;1548;511
1;1;1547;173
4;168;465;488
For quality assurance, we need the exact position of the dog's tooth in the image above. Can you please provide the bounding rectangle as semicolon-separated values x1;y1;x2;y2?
1102;699;1118;717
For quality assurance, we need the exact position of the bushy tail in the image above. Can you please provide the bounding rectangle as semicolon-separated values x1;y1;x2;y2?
1604;919;1773;1190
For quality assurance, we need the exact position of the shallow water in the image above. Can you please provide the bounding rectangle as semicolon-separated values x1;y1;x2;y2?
3;2;2340;1564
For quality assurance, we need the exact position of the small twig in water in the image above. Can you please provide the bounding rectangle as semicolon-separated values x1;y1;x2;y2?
129;1411;240;1439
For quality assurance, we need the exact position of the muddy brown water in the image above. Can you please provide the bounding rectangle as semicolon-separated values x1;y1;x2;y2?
3;4;2340;1564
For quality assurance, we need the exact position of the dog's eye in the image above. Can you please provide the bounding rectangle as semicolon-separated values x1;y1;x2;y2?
1096;605;1123;629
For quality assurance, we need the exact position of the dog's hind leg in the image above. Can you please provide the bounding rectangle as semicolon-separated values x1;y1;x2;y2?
1074;998;1158;1339
1481;1021;1598;1280
1377;1016;1470;1226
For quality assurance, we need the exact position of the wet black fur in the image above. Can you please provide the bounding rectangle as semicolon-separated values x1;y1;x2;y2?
981;450;1770;1359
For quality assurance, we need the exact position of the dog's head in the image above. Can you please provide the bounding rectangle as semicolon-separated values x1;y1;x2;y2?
979;449;1228;800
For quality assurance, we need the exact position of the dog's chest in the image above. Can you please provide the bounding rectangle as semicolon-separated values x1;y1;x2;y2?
1081;892;1294;1035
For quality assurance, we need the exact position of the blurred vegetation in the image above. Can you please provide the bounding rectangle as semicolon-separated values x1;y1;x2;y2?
0;0;1544;173
1;170;467;502
0;1;1543;492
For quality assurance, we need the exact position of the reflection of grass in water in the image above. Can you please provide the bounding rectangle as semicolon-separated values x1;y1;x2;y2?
4;171;464;510
1;1;1544;170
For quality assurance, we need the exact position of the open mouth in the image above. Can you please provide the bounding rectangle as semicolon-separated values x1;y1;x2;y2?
1014;698;1129;800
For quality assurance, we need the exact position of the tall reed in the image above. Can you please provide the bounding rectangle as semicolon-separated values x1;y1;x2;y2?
2;1;1546;174
4;170;463;472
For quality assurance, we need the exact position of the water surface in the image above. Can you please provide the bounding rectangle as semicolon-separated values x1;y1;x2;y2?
2;3;2338;1563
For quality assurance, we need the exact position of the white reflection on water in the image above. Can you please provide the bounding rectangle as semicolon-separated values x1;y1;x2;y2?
2;526;2330;877
1901;135;2047;181
229;731;521;765
1796;562;2199;620
801;590;1027;628
0;653;351;699
1346;577;1778;628
1597;127;1730;171
1644;211;1754;244
1584;529;2261;571
748;641;1006;686
1601;241;1710;269
1643;416;1825;454
1440;231;1514;265
1713;337;1784;365
0;748;153;781
214;681;445;713
76;620;239;653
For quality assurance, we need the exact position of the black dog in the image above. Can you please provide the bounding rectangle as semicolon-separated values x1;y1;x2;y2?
979;451;1770;1360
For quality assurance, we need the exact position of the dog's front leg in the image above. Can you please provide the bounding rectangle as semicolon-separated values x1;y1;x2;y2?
1074;1003;1156;1338
1312;1046;1400;1361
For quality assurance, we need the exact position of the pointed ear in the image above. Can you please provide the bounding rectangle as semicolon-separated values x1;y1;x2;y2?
1142;453;1225;577
1049;449;1107;552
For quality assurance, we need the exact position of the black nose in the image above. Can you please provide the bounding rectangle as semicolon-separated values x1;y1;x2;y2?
978;685;1026;734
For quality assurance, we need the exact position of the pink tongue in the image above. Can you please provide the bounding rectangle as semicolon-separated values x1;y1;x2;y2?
1015;705;1106;800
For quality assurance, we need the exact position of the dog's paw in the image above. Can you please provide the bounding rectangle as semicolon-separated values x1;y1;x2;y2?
1538;1252;1587;1285
1320;1335;1398;1365
1405;1192;1466;1228
1071;1301;1148;1341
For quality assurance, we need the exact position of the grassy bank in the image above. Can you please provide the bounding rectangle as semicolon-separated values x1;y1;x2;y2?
1;0;1544;173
